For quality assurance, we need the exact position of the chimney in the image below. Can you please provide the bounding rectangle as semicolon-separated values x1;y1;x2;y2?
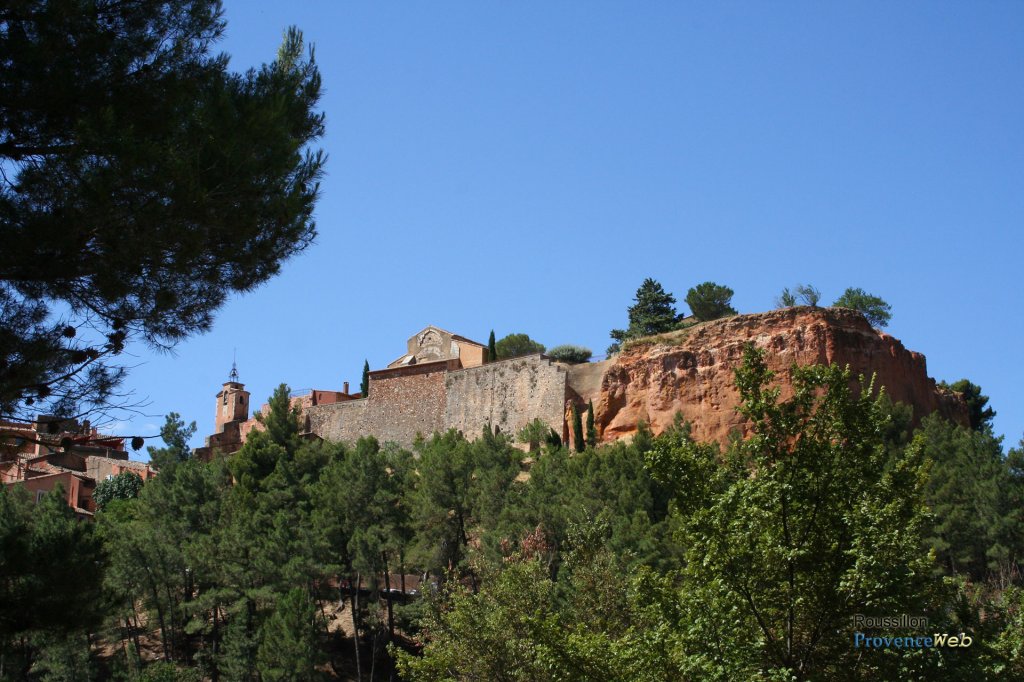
343;381;349;394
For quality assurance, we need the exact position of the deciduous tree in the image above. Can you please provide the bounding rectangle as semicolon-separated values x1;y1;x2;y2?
93;470;144;511
643;346;937;679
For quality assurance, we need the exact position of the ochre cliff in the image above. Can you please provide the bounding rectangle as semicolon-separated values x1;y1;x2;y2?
571;307;968;446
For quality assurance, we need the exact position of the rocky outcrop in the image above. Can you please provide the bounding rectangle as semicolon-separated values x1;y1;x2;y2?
570;307;968;446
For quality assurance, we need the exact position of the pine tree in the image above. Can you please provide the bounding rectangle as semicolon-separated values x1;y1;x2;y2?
361;359;370;397
256;588;324;682
685;281;737;321
1;8;325;422
833;287;892;327
586;400;597;448
494;333;545;360
146;412;197;471
627;279;680;336
608;278;681;352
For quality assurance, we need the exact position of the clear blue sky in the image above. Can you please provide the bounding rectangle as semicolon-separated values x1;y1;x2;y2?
117;2;1023;454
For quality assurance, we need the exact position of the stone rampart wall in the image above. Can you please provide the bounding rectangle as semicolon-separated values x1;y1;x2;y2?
307;363;448;447
444;355;568;440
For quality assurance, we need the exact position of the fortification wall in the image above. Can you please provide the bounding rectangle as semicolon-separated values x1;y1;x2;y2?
306;399;372;444
307;362;448;447
444;355;568;439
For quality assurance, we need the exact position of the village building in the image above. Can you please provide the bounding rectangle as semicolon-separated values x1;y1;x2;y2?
1;417;156;519
195;325;581;459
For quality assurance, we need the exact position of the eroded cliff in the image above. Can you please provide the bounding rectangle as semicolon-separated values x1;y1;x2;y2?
569;307;968;446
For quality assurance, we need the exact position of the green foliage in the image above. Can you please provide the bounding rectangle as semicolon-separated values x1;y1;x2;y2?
136;661;202;682
517;418;550;452
546;344;593;364
684;281;737;321
230;384;301;490
941;378;997;432
147;412;197;471
0;484;106;674
608;278;681;354
256;588;324;682
361;359;370;397
913;414;1018;579
794;283;821;306
13;358;1018;679
408;431;519;576
493;439;676;574
394;557;619;682
93;470;144;511
396;512;673;682
31;633;95;682
642;346;937;679
0;5;325;421
488;329;497;363
571;404;585;453
494;333;545;360
833;286;893;327
774;287;796;307
585;400;597;448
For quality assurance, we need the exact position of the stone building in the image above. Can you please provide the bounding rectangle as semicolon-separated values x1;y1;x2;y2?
196;326;578;458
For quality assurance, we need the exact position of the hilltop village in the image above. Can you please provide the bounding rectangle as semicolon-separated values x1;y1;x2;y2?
195;307;968;460
1;307;967;518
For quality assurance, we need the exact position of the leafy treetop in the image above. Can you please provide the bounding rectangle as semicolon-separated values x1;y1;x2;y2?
833;287;892;327
608;278;681;354
494;333;545;360
685;281;737;321
941;378;997;432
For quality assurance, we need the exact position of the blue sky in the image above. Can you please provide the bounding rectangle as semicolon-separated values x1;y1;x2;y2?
117;2;1023;453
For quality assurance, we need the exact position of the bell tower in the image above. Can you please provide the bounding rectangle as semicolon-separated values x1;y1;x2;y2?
214;361;250;434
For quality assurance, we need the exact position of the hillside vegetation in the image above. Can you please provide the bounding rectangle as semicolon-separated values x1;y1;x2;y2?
3;347;1022;681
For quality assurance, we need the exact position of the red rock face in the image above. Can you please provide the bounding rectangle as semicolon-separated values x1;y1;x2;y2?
581;307;968;446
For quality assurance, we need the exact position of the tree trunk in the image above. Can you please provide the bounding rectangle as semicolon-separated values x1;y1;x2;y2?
210;606;220;682
382;553;395;643
352;572;362;682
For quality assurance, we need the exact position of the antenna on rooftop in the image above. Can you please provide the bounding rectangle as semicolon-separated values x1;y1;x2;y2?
229;348;239;383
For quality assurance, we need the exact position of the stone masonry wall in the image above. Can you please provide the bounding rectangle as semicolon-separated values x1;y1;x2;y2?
444;354;568;440
307;363;448;447
306;399;372;444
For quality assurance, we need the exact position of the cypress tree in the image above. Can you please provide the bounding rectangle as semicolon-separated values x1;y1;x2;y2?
488;330;497;363
586;400;597;448
360;359;370;397
572;404;585;453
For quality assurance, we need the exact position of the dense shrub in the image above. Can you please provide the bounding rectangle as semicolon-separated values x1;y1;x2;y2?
546;345;592;364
